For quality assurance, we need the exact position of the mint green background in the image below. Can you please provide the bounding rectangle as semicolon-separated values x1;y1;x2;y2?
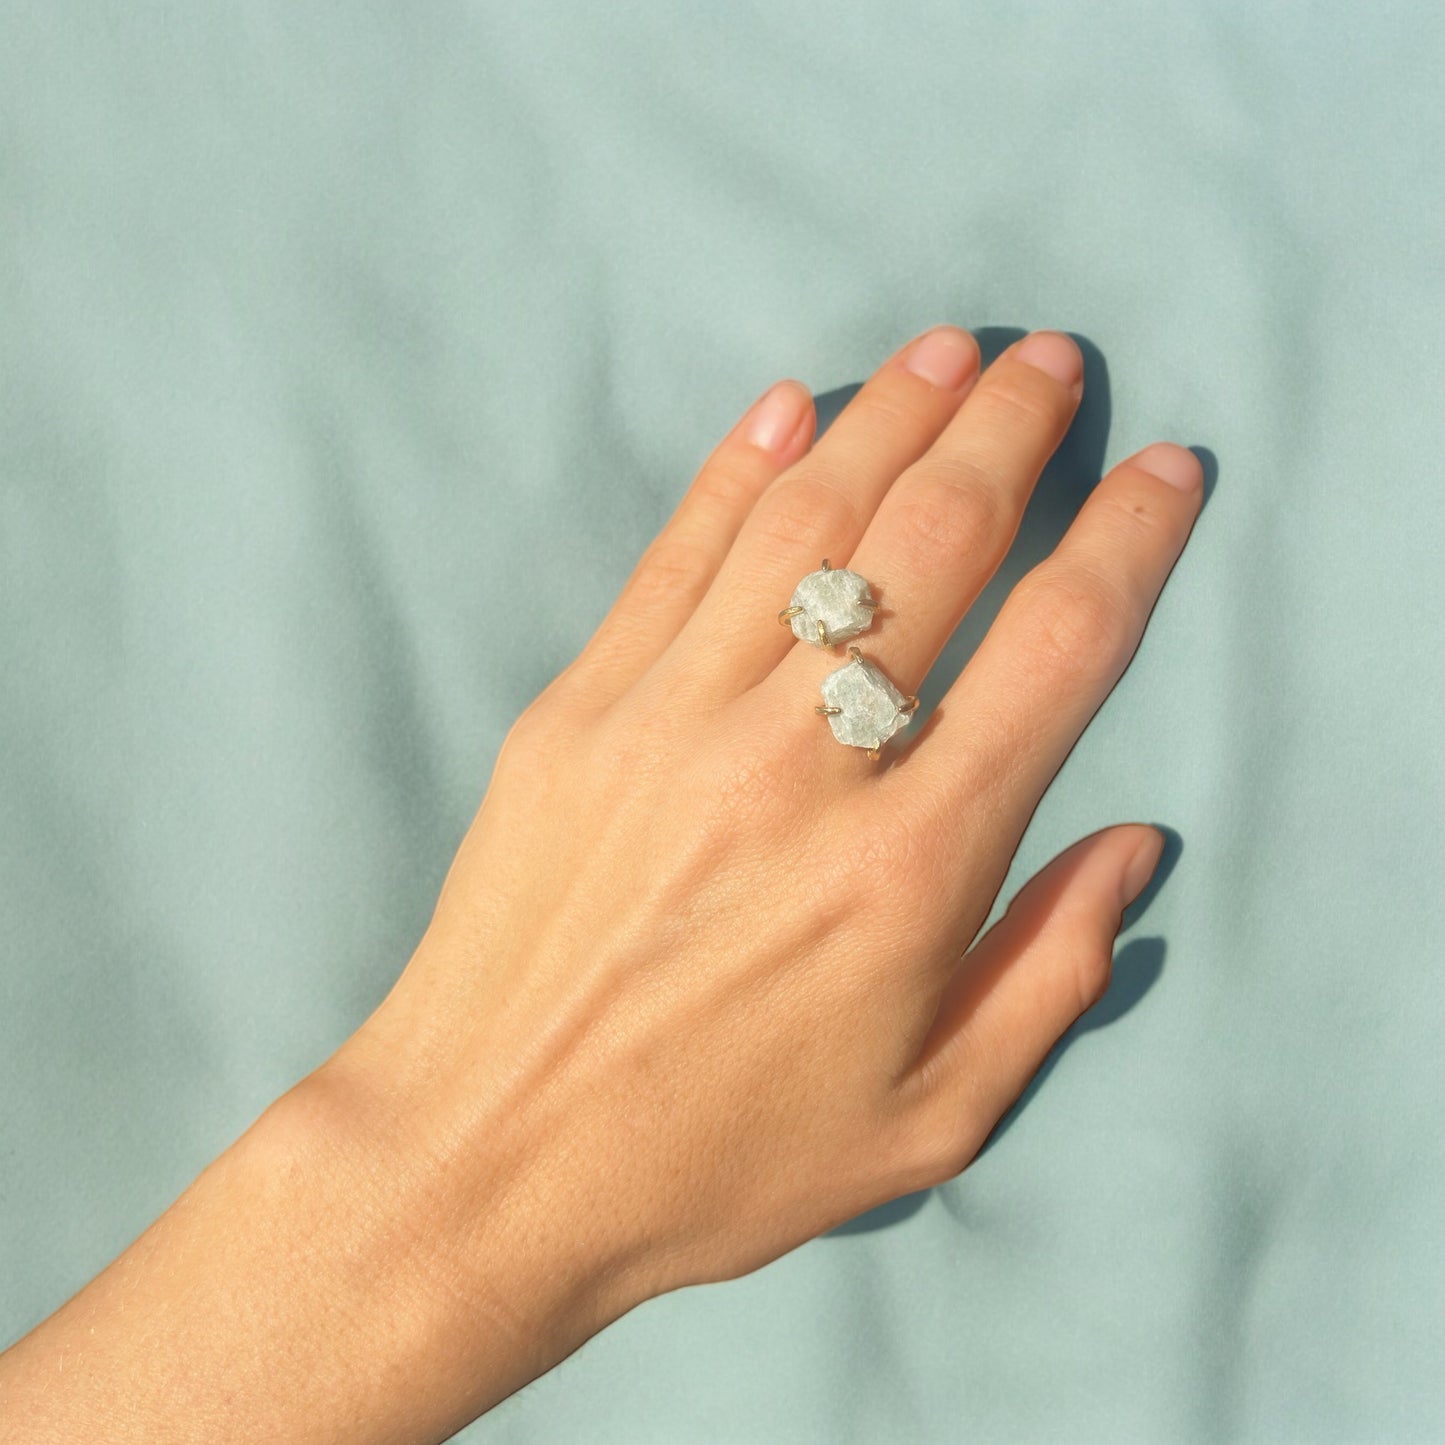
3;6;1442;1441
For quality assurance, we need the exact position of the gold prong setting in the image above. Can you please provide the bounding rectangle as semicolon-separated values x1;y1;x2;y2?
780;558;879;649
817;646;915;758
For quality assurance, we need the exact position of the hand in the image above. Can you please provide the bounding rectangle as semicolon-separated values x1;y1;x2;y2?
332;327;1199;1402
0;325;1201;1443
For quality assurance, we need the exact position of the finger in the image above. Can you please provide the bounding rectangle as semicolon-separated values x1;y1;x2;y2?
886;441;1203;906
562;379;814;710
894;824;1163;1184
779;330;1083;711
655;325;982;699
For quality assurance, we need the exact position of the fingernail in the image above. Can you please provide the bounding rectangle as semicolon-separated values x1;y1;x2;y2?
1132;442;1203;492
746;381;809;454
1120;827;1165;907
900;326;977;390
1014;330;1083;395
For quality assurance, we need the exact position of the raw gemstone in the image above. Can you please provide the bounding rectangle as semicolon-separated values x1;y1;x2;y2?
788;566;875;646
820;653;912;751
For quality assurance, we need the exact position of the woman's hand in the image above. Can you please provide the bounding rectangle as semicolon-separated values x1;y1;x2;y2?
331;324;1198;1409
0;325;1201;1443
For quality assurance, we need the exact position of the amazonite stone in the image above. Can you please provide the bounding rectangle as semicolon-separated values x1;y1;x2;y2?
788;565;875;646
820;652;912;751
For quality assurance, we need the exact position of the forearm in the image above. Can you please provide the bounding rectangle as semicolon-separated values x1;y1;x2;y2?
0;1051;637;1444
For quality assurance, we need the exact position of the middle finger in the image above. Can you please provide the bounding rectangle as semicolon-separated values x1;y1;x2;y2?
768;329;1084;726
652;324;982;700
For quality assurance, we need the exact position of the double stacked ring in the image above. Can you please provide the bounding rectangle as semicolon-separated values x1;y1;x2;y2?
778;559;919;761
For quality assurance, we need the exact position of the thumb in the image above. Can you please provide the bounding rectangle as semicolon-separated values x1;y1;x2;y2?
903;823;1164;1172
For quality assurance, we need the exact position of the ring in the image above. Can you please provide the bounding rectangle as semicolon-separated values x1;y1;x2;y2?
777;558;878;648
815;645;919;761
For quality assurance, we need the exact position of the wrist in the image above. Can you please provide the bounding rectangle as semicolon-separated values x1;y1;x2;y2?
273;1025;654;1419
2;1035;641;1445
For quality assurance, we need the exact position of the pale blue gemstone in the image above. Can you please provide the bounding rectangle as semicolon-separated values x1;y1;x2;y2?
820;653;912;751
789;566;875;646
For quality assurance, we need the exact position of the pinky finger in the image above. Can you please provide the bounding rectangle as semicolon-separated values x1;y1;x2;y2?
560;379;815;710
892;823;1164;1187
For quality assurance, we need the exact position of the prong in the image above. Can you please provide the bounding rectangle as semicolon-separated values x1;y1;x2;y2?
815;704;842;716
778;605;804;625
866;746;881;761
899;694;919;714
847;644;864;663
817;619;829;647
858;597;879;610
821;558;830;570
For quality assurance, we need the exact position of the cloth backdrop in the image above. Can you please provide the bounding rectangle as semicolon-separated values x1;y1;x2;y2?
2;4;1442;1440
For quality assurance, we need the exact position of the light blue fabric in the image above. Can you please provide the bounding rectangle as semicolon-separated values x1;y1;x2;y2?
3;5;1442;1440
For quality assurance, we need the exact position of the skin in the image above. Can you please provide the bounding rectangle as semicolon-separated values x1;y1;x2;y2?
0;324;1202;1442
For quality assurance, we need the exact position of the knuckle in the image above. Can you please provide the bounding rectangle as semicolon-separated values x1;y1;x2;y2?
626;533;713;606
899;1114;978;1192
836;385;917;441
1073;936;1115;1016
889;469;1004;574
1012;561;1134;679
879;1058;996;1197
979;373;1062;433
749;470;859;558
496;689;567;765
692;455;763;515
812;377;933;467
